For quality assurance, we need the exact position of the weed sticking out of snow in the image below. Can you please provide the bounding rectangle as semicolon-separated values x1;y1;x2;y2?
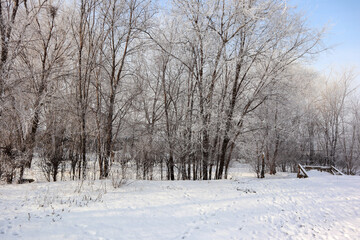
236;187;256;194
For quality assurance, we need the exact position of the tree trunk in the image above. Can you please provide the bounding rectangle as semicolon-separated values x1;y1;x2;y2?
104;93;115;178
260;153;265;178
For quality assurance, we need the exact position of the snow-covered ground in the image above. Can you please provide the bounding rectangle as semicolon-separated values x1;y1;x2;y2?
1;166;359;240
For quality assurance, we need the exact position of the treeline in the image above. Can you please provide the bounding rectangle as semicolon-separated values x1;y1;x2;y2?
0;0;358;183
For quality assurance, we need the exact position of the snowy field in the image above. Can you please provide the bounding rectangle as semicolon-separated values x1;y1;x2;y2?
0;166;360;240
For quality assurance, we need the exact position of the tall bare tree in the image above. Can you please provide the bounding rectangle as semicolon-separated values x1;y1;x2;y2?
99;0;153;178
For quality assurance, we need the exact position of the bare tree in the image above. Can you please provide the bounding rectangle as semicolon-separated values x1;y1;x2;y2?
215;0;323;179
341;99;360;174
317;71;355;166
69;0;104;179
98;0;153;178
16;1;69;181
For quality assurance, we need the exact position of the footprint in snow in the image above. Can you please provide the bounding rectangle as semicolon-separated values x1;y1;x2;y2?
181;231;190;239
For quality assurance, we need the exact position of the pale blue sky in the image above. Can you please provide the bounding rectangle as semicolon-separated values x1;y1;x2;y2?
289;0;360;82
